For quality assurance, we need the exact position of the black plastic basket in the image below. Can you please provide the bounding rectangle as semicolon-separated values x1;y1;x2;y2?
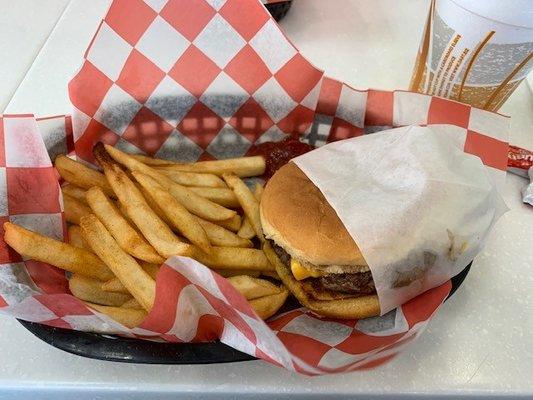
265;1;293;21
18;89;473;365
19;263;471;364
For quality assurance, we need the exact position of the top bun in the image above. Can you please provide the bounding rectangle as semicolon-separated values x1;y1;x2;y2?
260;162;367;267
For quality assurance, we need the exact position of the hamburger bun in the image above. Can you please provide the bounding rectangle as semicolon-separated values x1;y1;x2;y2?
260;162;380;319
260;162;367;268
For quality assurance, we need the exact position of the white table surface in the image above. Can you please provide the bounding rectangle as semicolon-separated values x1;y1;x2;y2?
0;0;70;112
1;0;533;398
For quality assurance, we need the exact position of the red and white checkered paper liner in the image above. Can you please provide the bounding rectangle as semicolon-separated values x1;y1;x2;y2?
0;0;510;374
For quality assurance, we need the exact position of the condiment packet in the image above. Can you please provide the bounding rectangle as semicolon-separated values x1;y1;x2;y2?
508;145;533;178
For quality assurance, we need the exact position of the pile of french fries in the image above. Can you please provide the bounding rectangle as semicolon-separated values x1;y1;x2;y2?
3;143;288;328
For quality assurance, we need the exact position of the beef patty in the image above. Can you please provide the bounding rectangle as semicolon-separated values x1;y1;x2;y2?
270;241;375;295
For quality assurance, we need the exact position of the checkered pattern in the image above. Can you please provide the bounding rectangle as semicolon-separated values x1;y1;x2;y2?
0;115;66;308
0;108;504;375
69;0;323;164
137;257;451;374
304;83;510;191
36;115;75;158
0;0;512;375
2;227;448;375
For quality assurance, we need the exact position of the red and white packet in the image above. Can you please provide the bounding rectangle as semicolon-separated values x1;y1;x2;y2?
508;145;533;178
507;145;533;206
0;0;510;374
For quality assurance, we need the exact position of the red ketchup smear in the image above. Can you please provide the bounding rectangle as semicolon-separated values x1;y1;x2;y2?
248;137;314;179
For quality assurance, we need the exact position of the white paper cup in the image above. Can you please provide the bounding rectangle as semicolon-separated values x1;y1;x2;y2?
410;0;533;111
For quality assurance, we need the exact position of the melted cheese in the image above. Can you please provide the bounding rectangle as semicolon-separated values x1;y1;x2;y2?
290;258;325;280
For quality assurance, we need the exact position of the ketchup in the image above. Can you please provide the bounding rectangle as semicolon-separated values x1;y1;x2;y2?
248;136;314;179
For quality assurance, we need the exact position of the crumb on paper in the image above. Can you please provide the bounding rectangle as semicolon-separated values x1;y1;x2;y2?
447;229;468;262
392;251;436;288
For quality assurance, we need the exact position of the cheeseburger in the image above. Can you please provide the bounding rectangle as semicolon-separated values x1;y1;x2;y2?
261;162;380;319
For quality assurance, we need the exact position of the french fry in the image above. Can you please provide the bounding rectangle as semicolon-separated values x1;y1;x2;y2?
121;298;142;309
3;222;112;280
149;176;237;222
117;202;135;225
157;169;226;188
67;225;91;251
237;183;263;239
237;217;255;239
55;155;114;196
227;275;283;300
63;193;92;225
93;143;192;258
261;270;281;280
249;288;289;320
69;274;132;306
133;172;212;254
141;262;160;278
238;183;263;239
84;302;147;328
188;187;240;208
85;186;164;264
61;185;87;204
104;145;236;222
80;214;156;311
138;186;174;227
194;247;273;271
130;154;175;166
254;182;264;200
154;156;266;177
132;154;265;179
214;269;261;278
196;218;252;248
215;214;242;232
102;262;159;294
101;279;129;294
222;173;263;241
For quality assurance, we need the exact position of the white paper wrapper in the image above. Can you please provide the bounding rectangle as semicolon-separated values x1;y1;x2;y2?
294;125;508;313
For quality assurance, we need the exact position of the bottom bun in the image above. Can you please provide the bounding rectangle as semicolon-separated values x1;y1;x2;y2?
263;242;380;319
